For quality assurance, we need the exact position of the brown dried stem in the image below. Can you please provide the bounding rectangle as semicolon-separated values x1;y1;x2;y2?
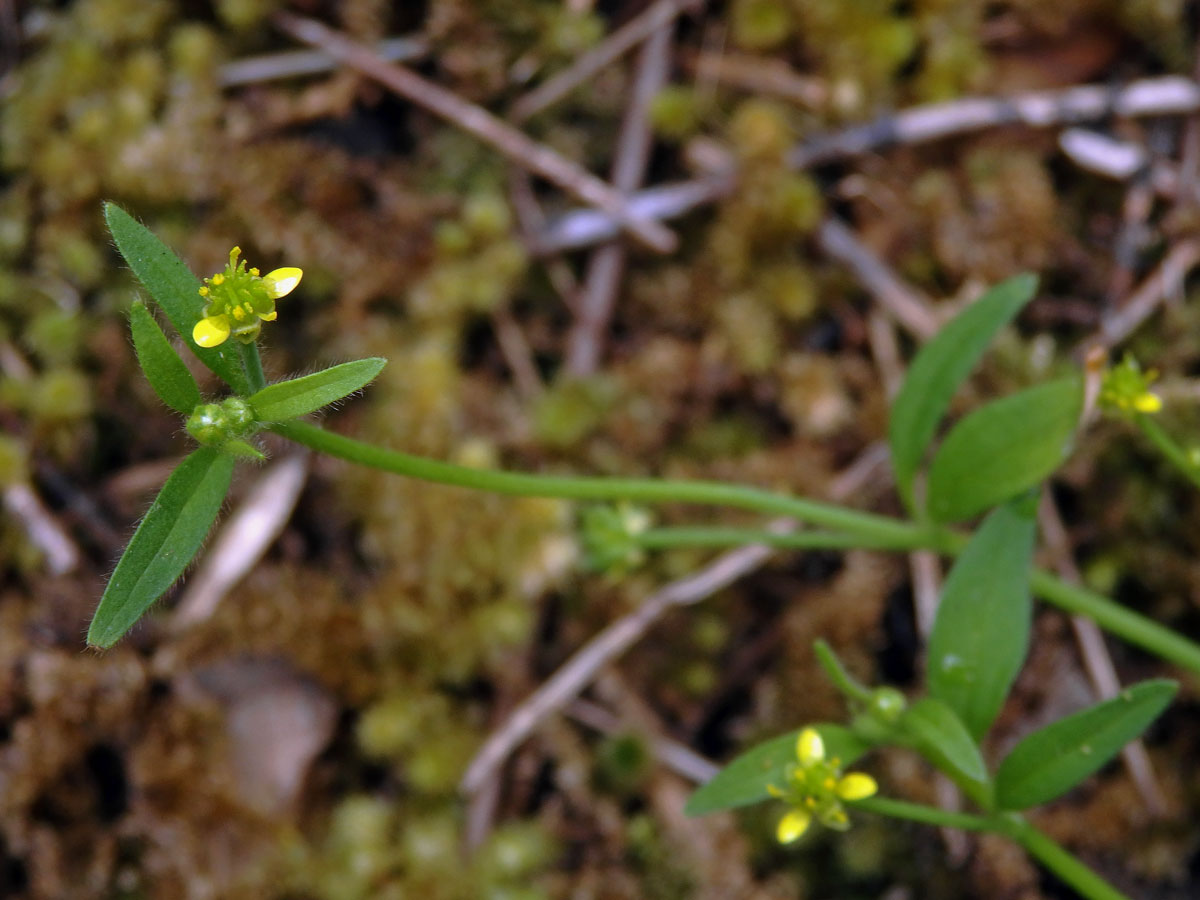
273;11;678;254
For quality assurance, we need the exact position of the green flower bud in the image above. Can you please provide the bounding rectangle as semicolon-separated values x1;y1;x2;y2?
186;402;227;446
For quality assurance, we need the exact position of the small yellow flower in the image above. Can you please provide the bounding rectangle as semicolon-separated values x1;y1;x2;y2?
769;727;877;845
191;247;302;349
1099;355;1162;418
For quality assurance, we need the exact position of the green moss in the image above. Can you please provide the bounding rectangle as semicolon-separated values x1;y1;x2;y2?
0;435;28;486
729;0;794;51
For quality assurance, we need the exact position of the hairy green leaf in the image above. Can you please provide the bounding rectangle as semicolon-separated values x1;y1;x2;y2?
889;274;1037;509
87;448;235;648
926;377;1082;523
685;724;870;816
249;358;387;422
994;679;1177;810
928;499;1037;741
104;202;248;393
130;301;201;415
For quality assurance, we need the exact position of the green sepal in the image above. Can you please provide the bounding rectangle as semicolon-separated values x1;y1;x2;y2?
926;376;1082;523
928;499;1037;741
994;679;1177;811
221;439;266;461
248;358;387;423
130;301;201;415
685;724;871;816
104;202;249;394
87;447;235;648
889;274;1037;510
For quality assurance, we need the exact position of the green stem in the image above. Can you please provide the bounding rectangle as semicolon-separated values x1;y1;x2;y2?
857;800;1130;900
813;639;874;705
272;421;925;546
1134;414;1200;491
1030;570;1200;673
274;421;1200;675
1004;817;1131;900
636;526;932;553
240;342;267;394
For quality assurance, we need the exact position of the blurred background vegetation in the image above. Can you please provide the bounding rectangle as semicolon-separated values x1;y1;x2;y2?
2;0;1200;897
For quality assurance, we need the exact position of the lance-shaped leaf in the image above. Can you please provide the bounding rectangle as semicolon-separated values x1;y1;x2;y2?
685;724;870;816
897;697;989;794
249;358;387;423
994;679;1177;811
928;498;1037;741
104;202;249;394
889;274;1037;509
926;376;1082;523
87;448;235;648
130;301;201;415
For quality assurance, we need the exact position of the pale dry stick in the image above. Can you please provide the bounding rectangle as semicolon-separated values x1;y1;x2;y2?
462;533;779;793
666;134;942;343
567;697;719;784
677;48;827;108
535;76;1200;254
1059;128;1184;202
1094;239;1200;351
3;483;79;576
817;218;941;341
460;443;891;794
218;35;428;88
509;0;700;123
789;76;1200;169
273;12;678;254
170;453;310;631
565;21;674;375
490;306;544;399
1038;495;1167;817
506;167;581;312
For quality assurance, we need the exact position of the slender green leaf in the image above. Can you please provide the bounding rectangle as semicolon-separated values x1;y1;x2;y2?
249;358;387;422
685;724;870;816
104;202;248;394
87;448;235;648
926;377;1082;523
898;697;989;789
928;499;1037;741
994;679;1177;810
130;301;201;414
889;274;1037;508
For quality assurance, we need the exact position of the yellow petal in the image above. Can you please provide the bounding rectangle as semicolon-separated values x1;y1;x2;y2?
797;728;824;766
193;315;231;348
776;809;811;844
264;267;303;298
1133;392;1162;414
835;773;877;801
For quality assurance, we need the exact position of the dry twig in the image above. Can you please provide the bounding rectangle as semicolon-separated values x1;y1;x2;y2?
509;0;700;122
1094;239;1200;351
565;20;675;375
3;483;79;576
218;35;428;88
816;218;940;341
1038;495;1167;816
537;76;1200;253
273;12;678;254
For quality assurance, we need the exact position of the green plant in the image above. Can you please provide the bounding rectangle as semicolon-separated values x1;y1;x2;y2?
93;205;1192;898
